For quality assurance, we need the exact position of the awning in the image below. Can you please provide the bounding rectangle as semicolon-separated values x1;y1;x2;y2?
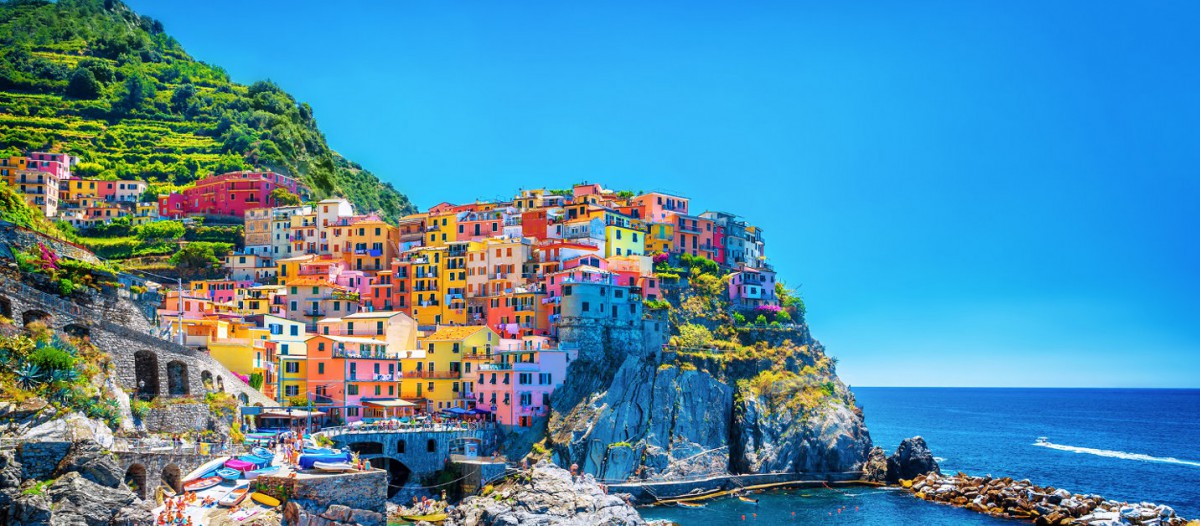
259;409;326;418
361;398;415;408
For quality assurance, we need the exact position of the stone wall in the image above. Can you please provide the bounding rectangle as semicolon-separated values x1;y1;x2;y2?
0;274;274;407
259;471;387;526
325;428;494;477
114;450;223;498
141;403;230;434
0;221;102;264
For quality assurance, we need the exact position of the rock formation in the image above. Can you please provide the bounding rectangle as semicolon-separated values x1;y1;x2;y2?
0;404;153;525
885;436;940;484
905;471;1191;526
445;461;653;526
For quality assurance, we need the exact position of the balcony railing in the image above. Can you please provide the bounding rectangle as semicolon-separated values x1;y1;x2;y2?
401;370;462;379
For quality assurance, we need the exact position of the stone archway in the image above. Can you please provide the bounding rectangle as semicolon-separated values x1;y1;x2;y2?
200;370;213;391
368;458;411;498
166;360;189;396
63;323;90;339
161;464;182;493
22;309;51;327
124;463;147;499
217;376;225;392
0;295;12;319
134;351;160;399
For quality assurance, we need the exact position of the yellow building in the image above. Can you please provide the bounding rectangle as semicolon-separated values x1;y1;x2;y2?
645;222;675;254
424;211;460;247
345;218;399;274
401;325;499;411
61;177;99;201
272;337;309;403
244;207;272;247
407;245;467;326
131;202;159;225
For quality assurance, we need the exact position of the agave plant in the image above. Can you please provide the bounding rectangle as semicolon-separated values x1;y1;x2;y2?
47;387;74;405
15;363;46;390
51;367;80;384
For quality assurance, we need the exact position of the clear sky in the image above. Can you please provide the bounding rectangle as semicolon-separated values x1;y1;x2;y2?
126;0;1199;387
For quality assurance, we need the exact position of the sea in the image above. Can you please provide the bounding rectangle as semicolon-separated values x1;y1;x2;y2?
641;388;1200;525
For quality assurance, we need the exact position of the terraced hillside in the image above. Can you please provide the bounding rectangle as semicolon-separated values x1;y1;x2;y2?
0;0;415;219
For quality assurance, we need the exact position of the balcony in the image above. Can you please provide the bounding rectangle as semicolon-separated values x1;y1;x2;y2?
347;373;397;381
333;349;399;360
402;370;461;379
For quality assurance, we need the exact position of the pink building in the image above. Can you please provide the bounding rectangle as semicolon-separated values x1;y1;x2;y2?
166;171;306;218
472;346;569;428
727;265;778;308
631;192;689;223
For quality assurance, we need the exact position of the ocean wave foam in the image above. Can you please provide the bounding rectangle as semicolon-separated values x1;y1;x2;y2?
1033;440;1200;468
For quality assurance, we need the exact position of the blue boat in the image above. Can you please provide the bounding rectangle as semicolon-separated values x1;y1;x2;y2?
238;455;271;468
303;448;337;455
252;447;273;459
216;468;241;482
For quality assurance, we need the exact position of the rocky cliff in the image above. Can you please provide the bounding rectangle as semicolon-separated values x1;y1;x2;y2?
0;404;152;525
543;271;873;485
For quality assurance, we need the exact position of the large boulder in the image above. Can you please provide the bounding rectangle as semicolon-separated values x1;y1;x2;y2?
885;436;940;484
862;446;888;483
54;439;124;488
447;461;647;526
0;450;23;489
16;413;115;482
44;471;153;526
9;492;52;526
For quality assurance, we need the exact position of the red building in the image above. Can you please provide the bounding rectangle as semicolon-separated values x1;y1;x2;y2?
161;171;306;219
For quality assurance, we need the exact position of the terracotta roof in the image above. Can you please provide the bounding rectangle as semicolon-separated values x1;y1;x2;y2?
423;325;491;342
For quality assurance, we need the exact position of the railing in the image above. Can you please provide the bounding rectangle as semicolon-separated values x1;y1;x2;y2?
401;370;462;379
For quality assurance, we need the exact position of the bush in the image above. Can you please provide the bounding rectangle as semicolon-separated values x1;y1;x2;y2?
754;314;768;325
30;346;76;372
130;399;151;419
675;324;713;349
133;220;185;242
733;312;746;325
56;278;76;296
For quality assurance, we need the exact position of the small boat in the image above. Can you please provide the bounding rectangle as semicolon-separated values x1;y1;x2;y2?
246;465;282;480
303;447;337;455
251;492;281;507
677;501;705;508
313;461;357;473
224;459;257;473
252;447;274;459
239;454;273;468
216;468;241;482
218;487;249;507
401;513;448;522
1035;436;1049;444
738;495;759;504
182;476;222;492
183;456;230;483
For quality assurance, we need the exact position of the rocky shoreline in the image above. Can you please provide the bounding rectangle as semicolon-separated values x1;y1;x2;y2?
903;472;1194;526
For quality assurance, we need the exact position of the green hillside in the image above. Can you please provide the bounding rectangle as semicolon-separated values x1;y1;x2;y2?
0;0;414;219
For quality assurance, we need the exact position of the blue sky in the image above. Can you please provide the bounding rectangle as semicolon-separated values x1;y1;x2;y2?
127;0;1200;387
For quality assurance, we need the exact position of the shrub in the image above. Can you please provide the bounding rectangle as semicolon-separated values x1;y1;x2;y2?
754;314;768;325
131;399;151;419
675;324;713;350
30;346;76;372
733;312;746;325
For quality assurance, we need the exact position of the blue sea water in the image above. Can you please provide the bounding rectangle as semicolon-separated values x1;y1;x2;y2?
641;388;1200;525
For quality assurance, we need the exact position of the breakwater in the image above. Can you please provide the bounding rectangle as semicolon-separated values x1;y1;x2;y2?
904;472;1193;525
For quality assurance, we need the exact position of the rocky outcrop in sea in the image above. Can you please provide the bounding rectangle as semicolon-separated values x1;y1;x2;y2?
444;461;662;526
904;472;1192;526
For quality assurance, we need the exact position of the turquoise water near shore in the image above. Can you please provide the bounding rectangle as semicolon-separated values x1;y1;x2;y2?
642;388;1200;525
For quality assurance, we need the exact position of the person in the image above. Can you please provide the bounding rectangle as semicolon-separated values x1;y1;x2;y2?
569;463;579;482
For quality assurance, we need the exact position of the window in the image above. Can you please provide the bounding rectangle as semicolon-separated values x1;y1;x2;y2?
285;362;299;373
582;301;589;312
347;407;359;417
348;385;359;395
290;325;299;336
520;392;533;406
539;373;552;385
427;439;437;452
285;385;299;397
318;363;325;374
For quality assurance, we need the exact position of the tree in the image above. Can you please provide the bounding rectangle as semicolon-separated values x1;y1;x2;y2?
168;242;230;270
270;187;300;206
121;74;155;110
170;83;196;113
65;68;102;99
